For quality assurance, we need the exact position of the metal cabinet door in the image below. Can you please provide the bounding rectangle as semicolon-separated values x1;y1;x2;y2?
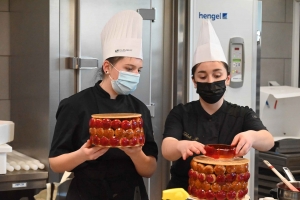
60;0;152;101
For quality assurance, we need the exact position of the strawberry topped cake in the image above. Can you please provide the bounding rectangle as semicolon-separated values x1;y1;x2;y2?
89;113;145;147
188;156;250;200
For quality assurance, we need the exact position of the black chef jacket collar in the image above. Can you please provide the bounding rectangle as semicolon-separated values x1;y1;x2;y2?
94;80;125;100
198;100;227;121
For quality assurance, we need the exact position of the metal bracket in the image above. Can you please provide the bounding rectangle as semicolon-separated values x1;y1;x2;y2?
137;8;156;22
67;57;98;69
146;103;155;118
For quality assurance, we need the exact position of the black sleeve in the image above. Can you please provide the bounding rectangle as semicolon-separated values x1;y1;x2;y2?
141;105;159;160
242;107;267;131
49;98;79;158
163;104;185;140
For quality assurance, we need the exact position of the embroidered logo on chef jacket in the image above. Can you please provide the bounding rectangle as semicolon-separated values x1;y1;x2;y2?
183;132;192;139
183;132;199;141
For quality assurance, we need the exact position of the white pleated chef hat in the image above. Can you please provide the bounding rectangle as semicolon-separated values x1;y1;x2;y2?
101;10;143;62
193;19;227;66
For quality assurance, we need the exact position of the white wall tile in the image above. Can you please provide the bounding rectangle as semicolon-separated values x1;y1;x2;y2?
261;22;292;58
0;12;10;55
0;0;9;12
0;56;9;99
0;100;10;120
260;58;284;86
286;0;293;23
284;59;291;86
262;0;285;22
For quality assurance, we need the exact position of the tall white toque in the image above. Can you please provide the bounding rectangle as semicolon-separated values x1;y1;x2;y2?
101;10;143;62
193;19;227;66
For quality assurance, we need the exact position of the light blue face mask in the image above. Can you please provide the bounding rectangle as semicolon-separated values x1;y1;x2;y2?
109;63;140;95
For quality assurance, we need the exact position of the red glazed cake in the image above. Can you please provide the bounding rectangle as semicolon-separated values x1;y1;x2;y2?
204;144;236;160
89;113;145;147
188;156;250;200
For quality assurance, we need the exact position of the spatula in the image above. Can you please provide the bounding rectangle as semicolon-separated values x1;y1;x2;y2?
263;160;299;192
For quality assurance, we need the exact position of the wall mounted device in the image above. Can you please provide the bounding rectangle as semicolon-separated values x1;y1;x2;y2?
137;8;156;22
228;37;245;88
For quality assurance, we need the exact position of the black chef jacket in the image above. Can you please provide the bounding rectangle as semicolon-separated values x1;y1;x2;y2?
49;80;158;200
163;100;267;191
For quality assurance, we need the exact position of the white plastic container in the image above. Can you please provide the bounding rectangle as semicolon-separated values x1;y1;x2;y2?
0;120;14;145
260;86;300;138
0;144;12;174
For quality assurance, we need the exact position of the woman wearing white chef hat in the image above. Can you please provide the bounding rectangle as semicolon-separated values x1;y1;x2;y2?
49;10;158;200
161;19;274;191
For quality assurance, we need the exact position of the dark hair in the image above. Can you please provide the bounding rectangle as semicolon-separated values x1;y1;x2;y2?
191;61;229;79
96;57;124;80
101;57;124;75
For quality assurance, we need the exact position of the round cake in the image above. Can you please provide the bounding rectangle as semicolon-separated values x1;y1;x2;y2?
89;113;145;147
188;156;250;200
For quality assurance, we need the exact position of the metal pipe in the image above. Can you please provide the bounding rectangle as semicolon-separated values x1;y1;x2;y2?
75;0;82;92
292;0;300;87
174;0;188;106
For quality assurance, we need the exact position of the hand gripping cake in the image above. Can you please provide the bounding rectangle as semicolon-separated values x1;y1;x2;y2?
89;113;145;147
188;146;250;200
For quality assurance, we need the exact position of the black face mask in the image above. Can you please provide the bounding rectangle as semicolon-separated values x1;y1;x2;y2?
196;80;226;104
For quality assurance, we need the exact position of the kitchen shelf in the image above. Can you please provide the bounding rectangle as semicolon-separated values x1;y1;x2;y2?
0;169;48;191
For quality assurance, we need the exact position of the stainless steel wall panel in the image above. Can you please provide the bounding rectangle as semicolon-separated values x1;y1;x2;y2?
161;0;174;190
160;0;190;192
49;0;61;183
150;0;174;196
173;0;188;106
132;19;151;105
59;0;77;99
55;0;78;196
